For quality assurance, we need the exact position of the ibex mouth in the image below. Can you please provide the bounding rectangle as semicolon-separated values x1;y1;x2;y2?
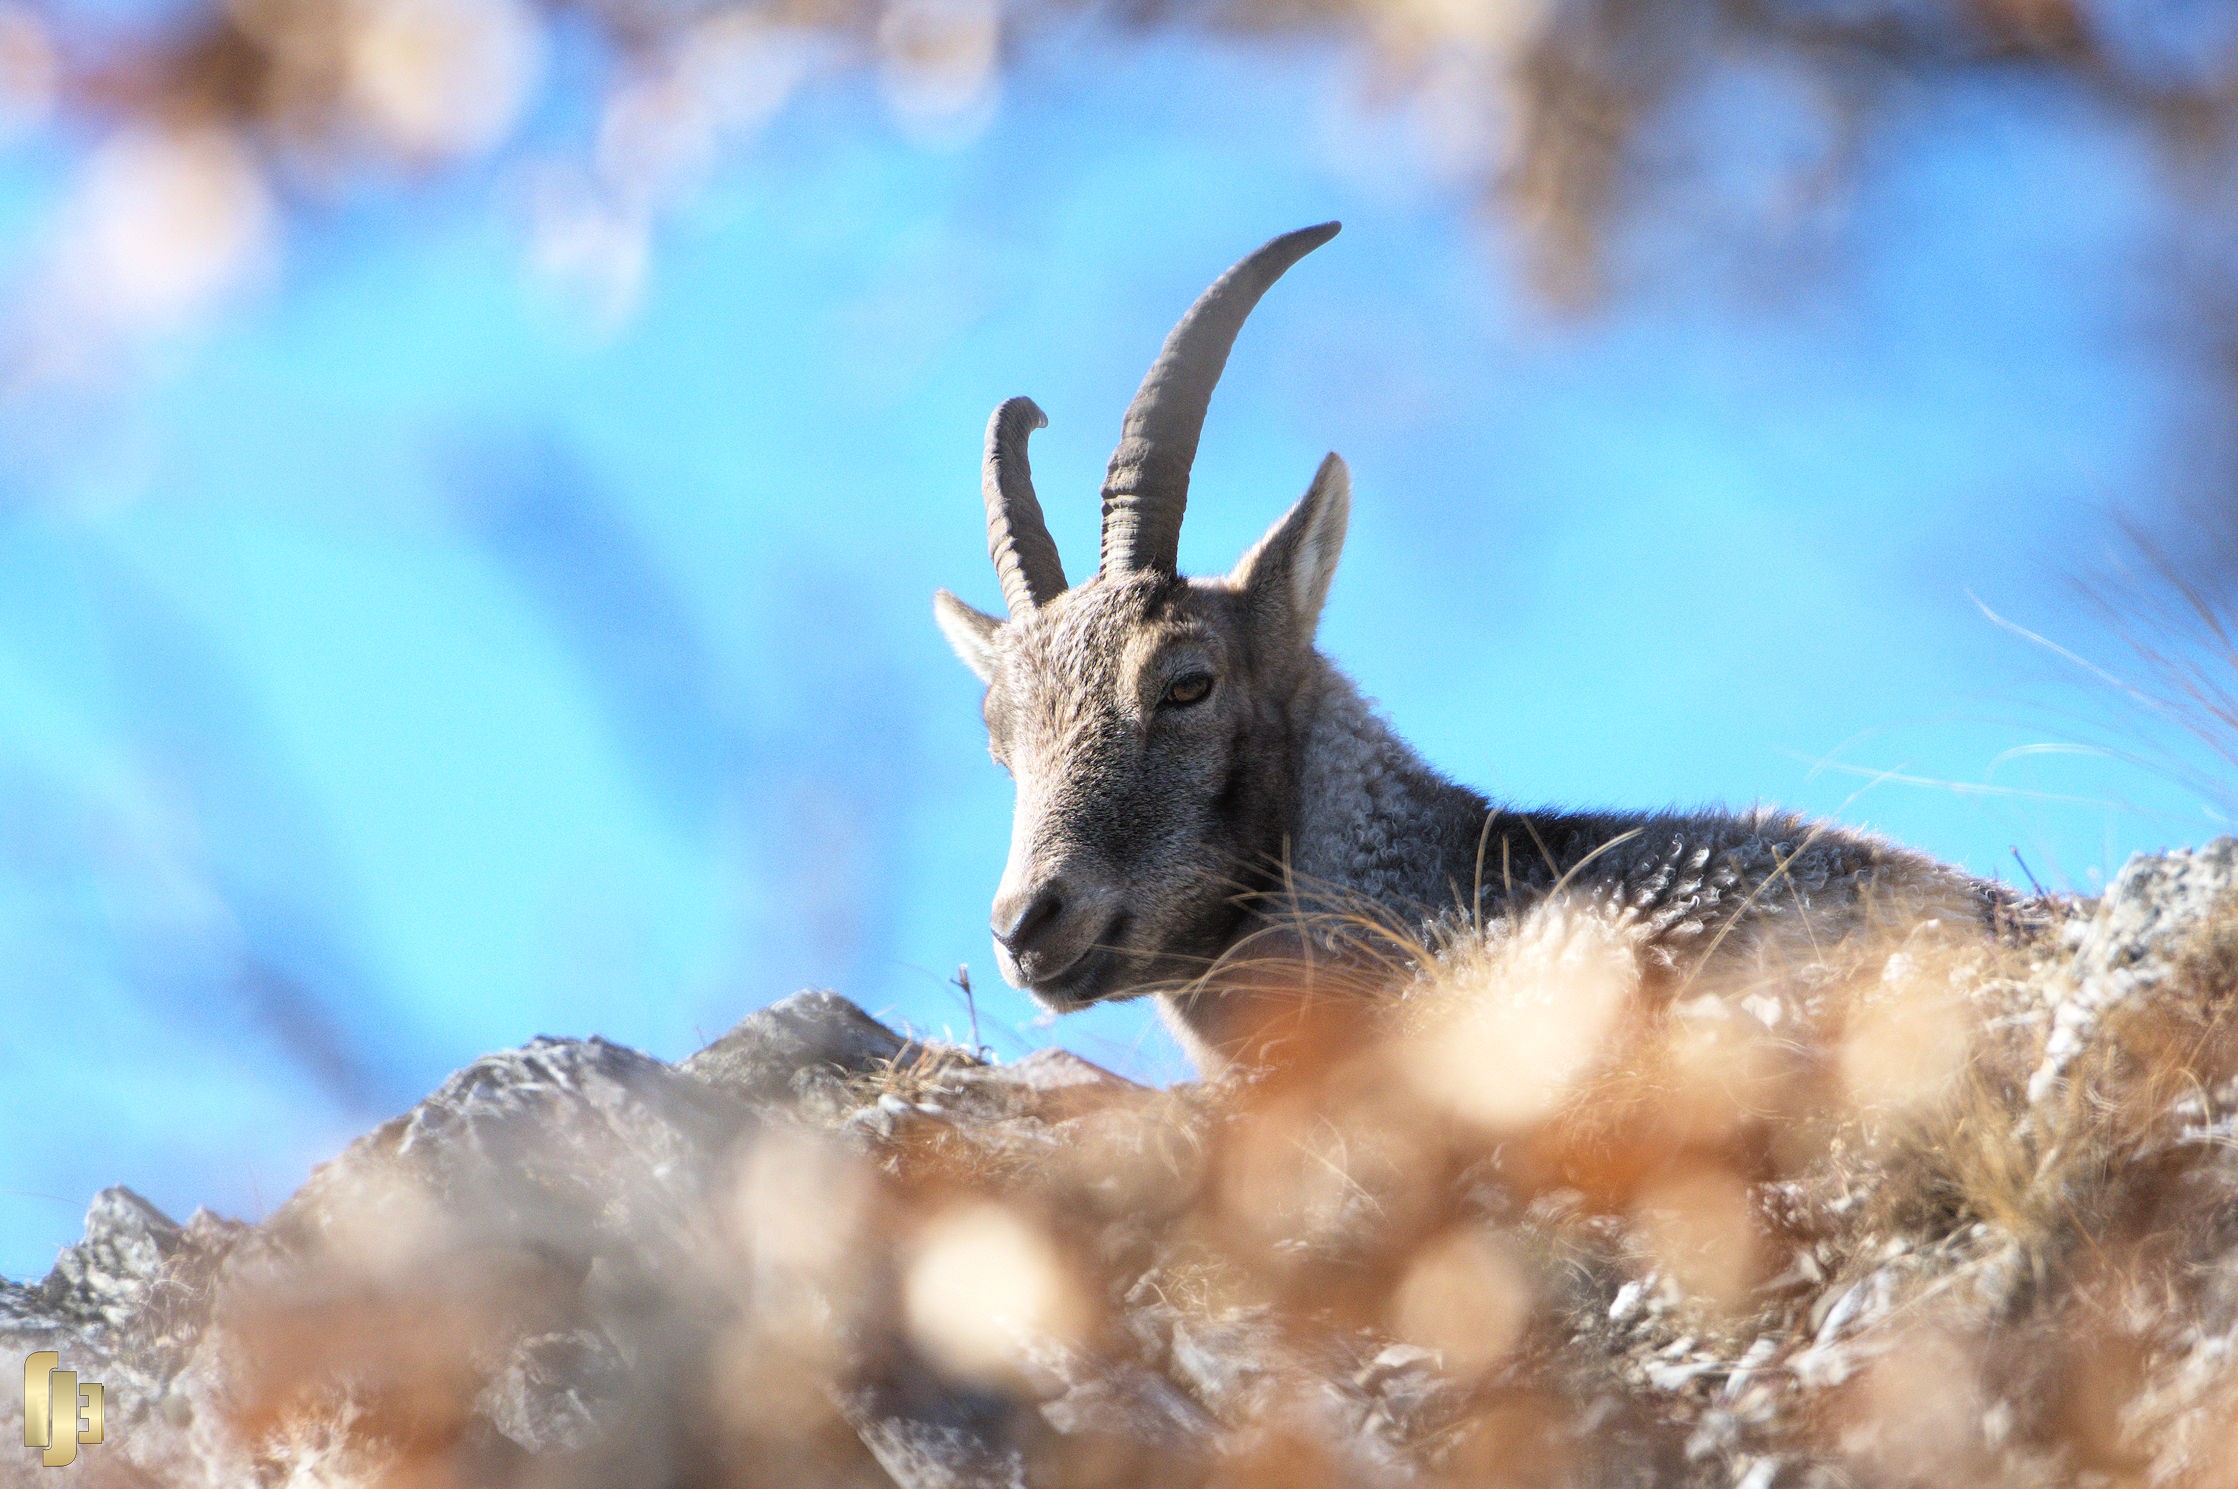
1027;911;1132;1009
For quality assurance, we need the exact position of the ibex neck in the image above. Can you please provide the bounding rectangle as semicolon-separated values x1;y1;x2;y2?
1155;661;1491;1071
1282;660;1490;923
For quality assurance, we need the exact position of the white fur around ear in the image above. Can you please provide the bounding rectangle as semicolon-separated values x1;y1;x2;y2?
1231;453;1351;639
933;589;1002;683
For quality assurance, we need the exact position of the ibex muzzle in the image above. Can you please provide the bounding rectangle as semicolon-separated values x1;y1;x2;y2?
989;852;1122;993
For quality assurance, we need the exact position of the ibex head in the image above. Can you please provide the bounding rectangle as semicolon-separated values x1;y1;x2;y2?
934;224;1350;1011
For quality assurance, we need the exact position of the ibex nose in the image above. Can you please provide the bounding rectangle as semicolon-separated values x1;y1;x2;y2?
992;885;1067;955
990;870;1123;993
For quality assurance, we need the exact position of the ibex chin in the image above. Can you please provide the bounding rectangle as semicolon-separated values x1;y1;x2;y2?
936;223;2011;1071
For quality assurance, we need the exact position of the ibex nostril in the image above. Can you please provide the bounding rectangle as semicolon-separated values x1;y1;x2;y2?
993;887;1066;952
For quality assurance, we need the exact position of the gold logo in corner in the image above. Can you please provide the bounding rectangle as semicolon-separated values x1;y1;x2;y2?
22;1353;102;1468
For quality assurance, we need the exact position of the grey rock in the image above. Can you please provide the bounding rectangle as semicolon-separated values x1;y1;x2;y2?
478;1328;628;1453
0;1188;242;1488
10;848;2238;1489
839;1370;1033;1489
1351;1345;1470;1452
1168;1310;1282;1420
684;988;919;1105
1039;1364;1214;1446
2030;836;2238;1102
956;1047;1140;1101
31;1186;183;1334
852;1417;1027;1489
4;1033;761;1488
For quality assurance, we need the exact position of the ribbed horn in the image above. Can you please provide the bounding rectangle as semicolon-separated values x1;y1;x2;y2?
983;396;1066;614
1099;222;1341;576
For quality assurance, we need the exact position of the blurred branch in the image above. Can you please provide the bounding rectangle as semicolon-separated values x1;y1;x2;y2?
1;0;2234;336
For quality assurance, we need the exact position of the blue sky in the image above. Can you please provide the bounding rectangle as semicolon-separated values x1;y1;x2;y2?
0;30;2222;1277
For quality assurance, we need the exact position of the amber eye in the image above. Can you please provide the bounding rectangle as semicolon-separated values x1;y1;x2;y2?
1161;672;1215;709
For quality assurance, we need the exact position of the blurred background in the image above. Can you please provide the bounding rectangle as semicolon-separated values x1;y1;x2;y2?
1;0;2235;1277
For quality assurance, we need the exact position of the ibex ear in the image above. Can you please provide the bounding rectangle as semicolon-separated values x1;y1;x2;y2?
934;589;1002;683
1230;453;1350;644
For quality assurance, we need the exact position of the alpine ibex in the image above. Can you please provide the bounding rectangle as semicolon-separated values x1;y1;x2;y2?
936;223;2011;1069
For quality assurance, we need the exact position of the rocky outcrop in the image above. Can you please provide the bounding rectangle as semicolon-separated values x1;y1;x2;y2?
9;843;2238;1487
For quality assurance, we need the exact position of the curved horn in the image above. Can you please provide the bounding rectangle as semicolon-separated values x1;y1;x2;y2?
983;396;1066;614
1099;222;1341;576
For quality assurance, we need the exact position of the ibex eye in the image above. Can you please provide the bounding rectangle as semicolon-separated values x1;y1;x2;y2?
1162;672;1215;708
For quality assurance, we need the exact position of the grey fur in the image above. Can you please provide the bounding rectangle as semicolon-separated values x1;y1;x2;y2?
937;227;2008;1068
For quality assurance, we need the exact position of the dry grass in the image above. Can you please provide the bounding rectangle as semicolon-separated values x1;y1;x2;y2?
15;0;2238;373
117;834;2238;1488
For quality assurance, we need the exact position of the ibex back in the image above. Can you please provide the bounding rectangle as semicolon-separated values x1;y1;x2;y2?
935;223;2010;1070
